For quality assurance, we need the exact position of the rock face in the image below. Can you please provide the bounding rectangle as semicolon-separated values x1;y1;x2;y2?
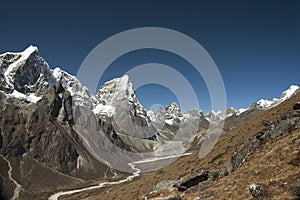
95;75;153;141
0;53;20;93
0;89;77;171
142;167;230;200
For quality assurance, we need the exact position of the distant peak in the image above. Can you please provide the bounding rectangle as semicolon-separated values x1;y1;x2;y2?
170;102;178;106
288;84;299;89
96;74;136;105
102;74;131;88
254;84;299;110
165;102;180;111
165;102;178;107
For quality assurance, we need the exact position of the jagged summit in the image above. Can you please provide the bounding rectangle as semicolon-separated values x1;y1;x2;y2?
94;74;147;123
2;46;47;87
0;46;57;102
0;45;38;60
96;74;137;105
0;46;96;108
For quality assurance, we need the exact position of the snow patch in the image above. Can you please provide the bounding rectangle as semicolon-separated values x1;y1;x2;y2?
237;108;248;115
165;119;174;125
76;156;84;169
93;104;115;117
7;90;41;103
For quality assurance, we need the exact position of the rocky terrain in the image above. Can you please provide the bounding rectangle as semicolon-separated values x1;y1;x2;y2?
61;88;300;200
0;46;299;200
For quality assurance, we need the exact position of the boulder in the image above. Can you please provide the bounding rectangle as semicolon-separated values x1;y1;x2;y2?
249;183;271;199
293;102;300;110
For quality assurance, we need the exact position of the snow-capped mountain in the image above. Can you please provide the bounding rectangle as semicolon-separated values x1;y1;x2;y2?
1;46;299;158
147;102;183;127
253;85;299;109
206;85;299;123
205;107;247;123
0;45;56;101
52;67;96;109
94;75;149;125
0;46;97;108
0;46;122;199
92;74;206;143
0;46;207;151
1;46;299;133
2;46;299;133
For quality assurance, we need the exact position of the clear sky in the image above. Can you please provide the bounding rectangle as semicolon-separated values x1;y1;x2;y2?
1;0;299;113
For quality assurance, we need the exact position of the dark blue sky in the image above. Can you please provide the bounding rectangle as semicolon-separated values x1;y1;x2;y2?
1;0;299;112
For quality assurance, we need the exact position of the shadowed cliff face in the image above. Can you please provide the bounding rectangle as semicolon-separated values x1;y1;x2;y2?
0;83;119;199
0;85;77;171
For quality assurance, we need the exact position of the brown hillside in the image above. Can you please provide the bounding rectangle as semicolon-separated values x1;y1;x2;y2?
61;92;300;200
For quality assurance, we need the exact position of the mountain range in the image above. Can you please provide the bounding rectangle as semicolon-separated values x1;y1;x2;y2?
0;46;299;200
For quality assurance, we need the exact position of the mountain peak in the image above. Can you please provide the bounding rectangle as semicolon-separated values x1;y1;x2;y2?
120;74;129;82
165;102;182;120
0;45;38;57
254;84;299;110
96;75;135;104
21;45;39;56
165;102;180;113
0;45;55;95
3;45;39;80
